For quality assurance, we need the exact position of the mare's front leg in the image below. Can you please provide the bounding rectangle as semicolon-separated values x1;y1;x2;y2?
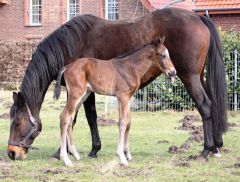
83;92;101;158
181;74;215;159
117;94;130;166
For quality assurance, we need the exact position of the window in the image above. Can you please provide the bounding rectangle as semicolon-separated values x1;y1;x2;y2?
67;0;79;20
30;0;42;25
105;0;119;20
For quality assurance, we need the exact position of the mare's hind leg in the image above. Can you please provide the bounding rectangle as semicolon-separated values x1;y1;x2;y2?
200;72;222;157
83;92;101;158
181;74;215;159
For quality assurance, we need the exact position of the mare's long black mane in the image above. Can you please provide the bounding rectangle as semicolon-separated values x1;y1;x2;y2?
21;14;98;109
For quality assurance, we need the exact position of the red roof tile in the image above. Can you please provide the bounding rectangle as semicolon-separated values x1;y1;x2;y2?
141;0;193;10
193;0;240;10
141;0;240;11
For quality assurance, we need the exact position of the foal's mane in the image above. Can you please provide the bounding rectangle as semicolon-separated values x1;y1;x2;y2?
21;15;98;109
116;42;152;59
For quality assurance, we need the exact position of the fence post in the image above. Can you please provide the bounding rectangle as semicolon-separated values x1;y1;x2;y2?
234;50;238;111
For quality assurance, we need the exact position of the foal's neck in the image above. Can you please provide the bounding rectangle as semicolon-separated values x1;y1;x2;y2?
126;45;155;77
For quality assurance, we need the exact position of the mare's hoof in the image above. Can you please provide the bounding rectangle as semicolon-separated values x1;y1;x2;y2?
210;148;222;158
88;152;97;158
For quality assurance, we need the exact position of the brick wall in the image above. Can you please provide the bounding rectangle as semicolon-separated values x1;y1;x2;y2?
210;14;240;32
0;0;63;41
120;0;149;20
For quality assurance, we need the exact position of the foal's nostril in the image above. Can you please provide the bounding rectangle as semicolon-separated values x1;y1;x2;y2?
8;151;16;160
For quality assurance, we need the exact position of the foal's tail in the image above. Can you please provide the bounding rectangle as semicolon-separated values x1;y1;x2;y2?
54;67;67;100
200;16;228;136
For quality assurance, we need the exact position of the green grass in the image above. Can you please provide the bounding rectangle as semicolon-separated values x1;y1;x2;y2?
0;90;240;181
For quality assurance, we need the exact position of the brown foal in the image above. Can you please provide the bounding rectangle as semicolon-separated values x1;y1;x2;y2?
54;36;176;166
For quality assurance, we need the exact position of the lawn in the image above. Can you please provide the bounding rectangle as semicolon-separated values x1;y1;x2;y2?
0;90;240;182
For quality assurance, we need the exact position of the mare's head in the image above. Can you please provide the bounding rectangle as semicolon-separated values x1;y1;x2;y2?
7;92;42;160
151;36;176;81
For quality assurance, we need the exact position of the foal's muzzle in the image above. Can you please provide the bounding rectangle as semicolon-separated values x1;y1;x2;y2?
167;69;177;83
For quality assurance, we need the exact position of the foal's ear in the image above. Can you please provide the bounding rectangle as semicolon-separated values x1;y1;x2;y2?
159;36;165;45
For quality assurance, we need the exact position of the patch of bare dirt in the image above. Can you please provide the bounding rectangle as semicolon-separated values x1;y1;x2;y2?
157;140;169;144
168;141;191;154
97;116;117;126
172;158;190;167
169;114;203;155
100;160;119;174
0;113;9;120
113;166;154;177
177;115;201;130
233;157;240;168
42;168;81;175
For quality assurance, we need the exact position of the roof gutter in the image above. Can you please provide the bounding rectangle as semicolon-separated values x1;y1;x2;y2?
193;8;240;12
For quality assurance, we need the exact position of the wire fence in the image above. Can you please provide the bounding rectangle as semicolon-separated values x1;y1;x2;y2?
106;50;240;112
1;51;239;112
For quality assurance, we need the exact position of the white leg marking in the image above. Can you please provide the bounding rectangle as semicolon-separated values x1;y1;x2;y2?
60;117;73;167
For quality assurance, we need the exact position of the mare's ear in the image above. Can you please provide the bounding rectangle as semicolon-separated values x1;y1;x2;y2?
17;92;25;107
160;36;165;45
13;92;18;103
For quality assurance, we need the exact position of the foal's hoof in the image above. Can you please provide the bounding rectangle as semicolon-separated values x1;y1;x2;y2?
119;160;129;167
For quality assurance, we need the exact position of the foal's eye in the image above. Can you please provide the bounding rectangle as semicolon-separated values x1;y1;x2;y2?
160;54;166;59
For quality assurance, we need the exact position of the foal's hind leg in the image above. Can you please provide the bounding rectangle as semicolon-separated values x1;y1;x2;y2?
60;89;87;166
181;74;214;159
66;91;91;161
66;121;81;160
124;109;132;161
117;94;130;166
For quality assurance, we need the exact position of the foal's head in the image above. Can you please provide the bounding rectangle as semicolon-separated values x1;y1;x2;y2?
151;36;176;81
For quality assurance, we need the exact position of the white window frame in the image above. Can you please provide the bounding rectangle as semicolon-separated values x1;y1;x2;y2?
105;0;119;20
67;0;79;21
29;0;42;26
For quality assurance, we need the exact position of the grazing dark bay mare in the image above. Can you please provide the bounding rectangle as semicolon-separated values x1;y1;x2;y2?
54;37;176;166
8;7;227;161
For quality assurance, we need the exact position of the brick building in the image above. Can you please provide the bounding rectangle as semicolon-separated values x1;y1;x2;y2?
0;0;240;41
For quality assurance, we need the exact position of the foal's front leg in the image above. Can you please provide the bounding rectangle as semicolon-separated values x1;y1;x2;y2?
117;95;130;166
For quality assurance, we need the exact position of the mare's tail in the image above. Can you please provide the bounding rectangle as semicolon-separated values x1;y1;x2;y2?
200;16;228;136
53;67;67;100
